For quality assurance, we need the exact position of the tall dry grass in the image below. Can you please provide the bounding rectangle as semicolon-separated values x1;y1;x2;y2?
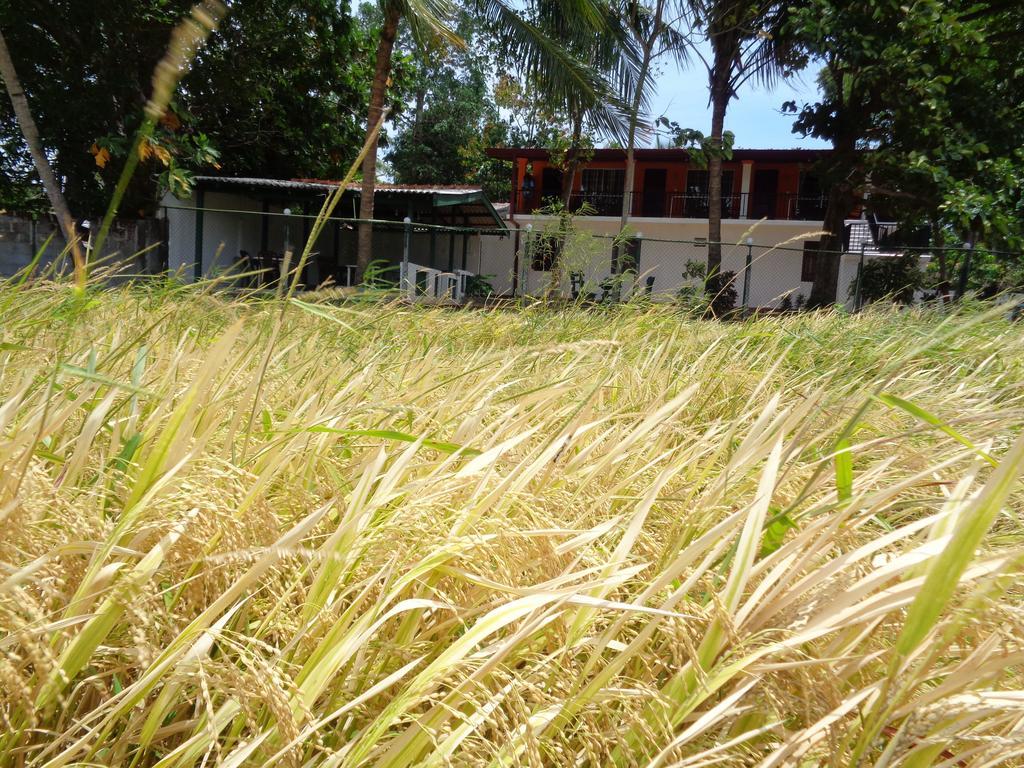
1;277;1023;767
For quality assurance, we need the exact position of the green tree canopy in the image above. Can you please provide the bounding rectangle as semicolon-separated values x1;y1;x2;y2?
0;0;374;216
785;0;1024;300
388;11;513;200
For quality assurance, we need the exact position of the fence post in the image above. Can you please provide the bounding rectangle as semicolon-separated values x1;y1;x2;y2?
741;237;753;312
159;212;170;273
521;224;532;301
193;188;205;283
631;232;643;301
282;207;292;286
84;221;94;266
401;216;412;294
853;242;866;310
511;229;520;298
955;241;973;300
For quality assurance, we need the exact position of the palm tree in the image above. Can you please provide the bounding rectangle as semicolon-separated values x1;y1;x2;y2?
354;0;632;281
618;0;689;230
0;30;85;284
687;0;793;274
510;0;640;297
355;0;459;281
529;0;639;205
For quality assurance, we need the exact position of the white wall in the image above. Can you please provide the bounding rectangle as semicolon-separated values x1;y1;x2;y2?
477;233;518;294
164;194;195;279
483;214;867;306
164;190;263;280
167;196;866;304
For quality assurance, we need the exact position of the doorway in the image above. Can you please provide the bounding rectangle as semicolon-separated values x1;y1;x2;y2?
751;169;779;219
541;168;563;206
641;169;667;217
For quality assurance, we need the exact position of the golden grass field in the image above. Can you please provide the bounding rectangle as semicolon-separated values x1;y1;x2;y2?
2;281;1023;767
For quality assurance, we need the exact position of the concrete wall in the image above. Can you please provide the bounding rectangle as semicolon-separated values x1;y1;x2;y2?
165;191;263;278
482;214;872;307
165;192;878;307
0;214;164;279
165;190;504;286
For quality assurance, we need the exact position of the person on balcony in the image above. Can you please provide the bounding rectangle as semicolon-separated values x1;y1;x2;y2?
522;170;536;212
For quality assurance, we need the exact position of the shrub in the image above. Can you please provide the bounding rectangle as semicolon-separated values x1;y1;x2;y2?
464;273;495;299
675;261;738;318
705;270;739;317
855;253;923;305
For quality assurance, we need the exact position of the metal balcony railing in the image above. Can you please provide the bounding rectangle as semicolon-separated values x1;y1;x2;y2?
512;189;831;221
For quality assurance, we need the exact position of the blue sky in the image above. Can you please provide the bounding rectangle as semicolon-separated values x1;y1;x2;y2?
643;48;830;150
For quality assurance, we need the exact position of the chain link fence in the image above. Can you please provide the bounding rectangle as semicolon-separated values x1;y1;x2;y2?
484;229;859;310
162;204;509;299
159;203;1022;312
484;229;1024;312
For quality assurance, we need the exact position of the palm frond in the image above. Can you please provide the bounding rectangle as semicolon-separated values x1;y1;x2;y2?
397;0;463;48
477;0;638;141
687;0;795;94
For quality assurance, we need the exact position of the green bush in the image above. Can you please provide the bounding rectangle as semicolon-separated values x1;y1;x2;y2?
855;254;922;305
675;263;738;318
705;270;739;317
465;273;496;298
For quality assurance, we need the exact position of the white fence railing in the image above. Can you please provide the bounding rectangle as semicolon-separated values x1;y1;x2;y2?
401;263;474;303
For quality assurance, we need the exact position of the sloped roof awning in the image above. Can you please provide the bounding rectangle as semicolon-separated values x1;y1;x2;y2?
420;190;507;230
193;177;507;232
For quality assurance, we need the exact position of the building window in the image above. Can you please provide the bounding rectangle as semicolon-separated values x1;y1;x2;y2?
801;242;819;282
682;170;736;217
796;172;827;220
581;169;625;215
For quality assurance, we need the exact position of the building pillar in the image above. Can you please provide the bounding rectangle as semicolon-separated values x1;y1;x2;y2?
260;200;269;253
739;161;753;219
302;212;317;286
193;188;205;282
510;156;519;216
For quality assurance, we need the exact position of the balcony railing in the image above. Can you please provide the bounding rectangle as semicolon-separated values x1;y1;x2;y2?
512;189;830;221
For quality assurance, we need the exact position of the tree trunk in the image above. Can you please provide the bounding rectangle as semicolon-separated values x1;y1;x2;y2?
560;115;583;209
706;65;730;277
620;146;636;229
355;6;401;283
807;131;858;308
931;218;948;294
807;181;853;308
0;30;85;283
551;115;583;299
620;1;661;232
560;158;579;209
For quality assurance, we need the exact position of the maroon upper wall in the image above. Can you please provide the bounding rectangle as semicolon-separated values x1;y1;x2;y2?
485;147;831;163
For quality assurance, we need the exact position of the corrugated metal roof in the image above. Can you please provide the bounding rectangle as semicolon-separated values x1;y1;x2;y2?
194;176;485;196
293;179;485;196
193;177;336;192
192;176;506;231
